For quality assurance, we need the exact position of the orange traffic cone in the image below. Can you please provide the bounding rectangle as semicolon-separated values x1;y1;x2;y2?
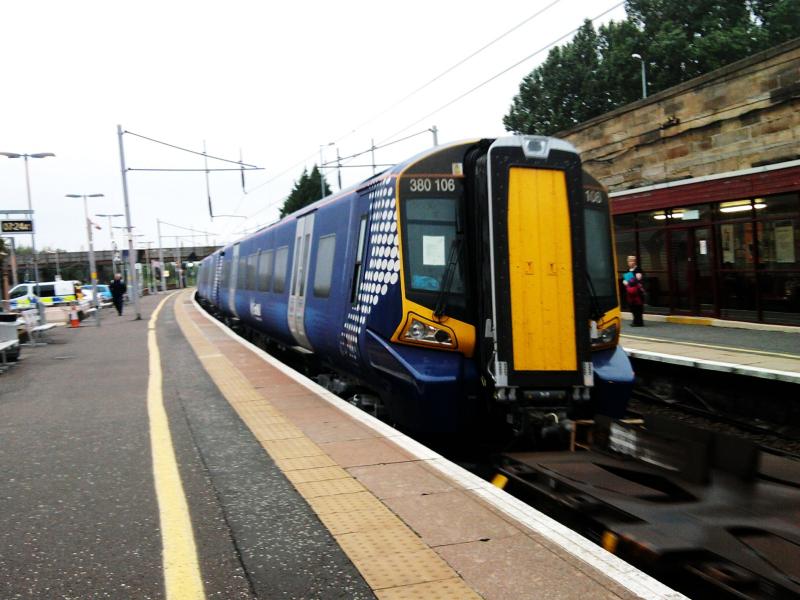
70;306;80;328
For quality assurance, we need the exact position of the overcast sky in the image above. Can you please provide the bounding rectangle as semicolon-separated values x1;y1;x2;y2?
1;0;626;254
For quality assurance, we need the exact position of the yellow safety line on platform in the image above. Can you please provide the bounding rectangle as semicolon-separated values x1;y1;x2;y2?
621;334;800;360
173;292;482;600
149;293;205;600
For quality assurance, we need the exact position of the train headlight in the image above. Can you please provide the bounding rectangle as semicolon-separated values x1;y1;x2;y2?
403;317;453;346
591;321;618;348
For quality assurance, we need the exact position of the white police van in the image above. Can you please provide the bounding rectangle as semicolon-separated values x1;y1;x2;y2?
8;280;79;310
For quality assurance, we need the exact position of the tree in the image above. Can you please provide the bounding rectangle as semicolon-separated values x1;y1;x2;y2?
504;0;800;135
279;165;332;218
748;0;800;46
504;21;607;134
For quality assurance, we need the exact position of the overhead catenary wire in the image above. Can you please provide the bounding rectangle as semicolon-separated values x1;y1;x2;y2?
157;219;217;236
239;127;437;229
128;168;263;172
225;3;571;227
323;128;436;167
327;0;564;146
230;1;625;236
377;0;625;145
124;130;261;168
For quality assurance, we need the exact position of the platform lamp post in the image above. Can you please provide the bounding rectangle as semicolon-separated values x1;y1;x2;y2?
631;53;647;99
66;193;104;326
140;240;154;294
96;213;123;275
0;151;55;309
116;124;141;320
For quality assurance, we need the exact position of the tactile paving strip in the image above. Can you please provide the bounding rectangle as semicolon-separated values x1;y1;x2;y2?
375;577;483;600
174;294;482;599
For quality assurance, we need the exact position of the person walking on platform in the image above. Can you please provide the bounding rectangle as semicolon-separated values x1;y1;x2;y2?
623;255;645;326
109;273;127;316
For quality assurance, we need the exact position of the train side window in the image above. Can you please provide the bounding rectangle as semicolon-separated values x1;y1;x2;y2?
237;255;247;288
246;253;257;290
313;234;336;297
273;246;289;293
221;261;229;288
296;233;311;297
350;216;367;304
258;249;274;291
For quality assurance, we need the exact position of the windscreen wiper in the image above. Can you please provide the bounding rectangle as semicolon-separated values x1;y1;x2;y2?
585;271;604;321
433;235;463;317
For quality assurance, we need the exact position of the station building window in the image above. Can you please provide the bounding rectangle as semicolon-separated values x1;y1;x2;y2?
613;191;800;324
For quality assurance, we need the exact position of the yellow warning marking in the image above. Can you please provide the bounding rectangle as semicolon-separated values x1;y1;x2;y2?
172;292;482;600
601;531;619;554
148;293;205;599
375;577;483;600
622;334;800;359
491;474;508;489
284;466;351;485
664;315;713;326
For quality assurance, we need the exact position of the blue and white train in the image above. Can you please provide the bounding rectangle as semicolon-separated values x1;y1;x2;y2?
197;136;634;440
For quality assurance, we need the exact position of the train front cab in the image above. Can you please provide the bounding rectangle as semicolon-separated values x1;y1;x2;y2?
385;136;633;439
481;137;632;431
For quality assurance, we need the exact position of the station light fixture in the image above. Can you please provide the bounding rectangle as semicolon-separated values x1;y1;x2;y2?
720;199;767;213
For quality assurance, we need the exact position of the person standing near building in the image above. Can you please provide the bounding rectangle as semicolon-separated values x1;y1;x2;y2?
623;255;645;326
109;273;127;316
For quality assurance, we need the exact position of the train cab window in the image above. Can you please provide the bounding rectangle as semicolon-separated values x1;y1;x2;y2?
350;216;367;304
273;246;289;293
313;234;336;297
401;196;465;314
258;249;273;291
584;187;618;315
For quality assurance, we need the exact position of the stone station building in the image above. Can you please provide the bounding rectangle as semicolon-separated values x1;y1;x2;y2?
561;38;800;324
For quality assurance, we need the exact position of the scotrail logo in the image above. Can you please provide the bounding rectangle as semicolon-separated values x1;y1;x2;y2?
249;299;262;320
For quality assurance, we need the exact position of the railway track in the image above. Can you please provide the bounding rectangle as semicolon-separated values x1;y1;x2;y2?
494;417;800;599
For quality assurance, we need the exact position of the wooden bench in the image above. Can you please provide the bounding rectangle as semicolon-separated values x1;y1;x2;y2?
20;310;58;346
0;338;19;373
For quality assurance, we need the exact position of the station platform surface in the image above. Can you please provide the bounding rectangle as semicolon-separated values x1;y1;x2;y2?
620;312;800;382
0;291;685;600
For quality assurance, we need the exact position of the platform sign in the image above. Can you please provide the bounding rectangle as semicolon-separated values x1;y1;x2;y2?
1;219;33;233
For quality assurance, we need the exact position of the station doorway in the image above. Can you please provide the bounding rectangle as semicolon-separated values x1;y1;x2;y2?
669;226;715;315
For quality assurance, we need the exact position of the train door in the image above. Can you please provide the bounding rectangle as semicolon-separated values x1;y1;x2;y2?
212;252;224;306
485;137;590;392
228;243;240;317
287;213;315;350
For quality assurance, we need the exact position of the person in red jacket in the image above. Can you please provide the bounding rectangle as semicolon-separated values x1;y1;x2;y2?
622;255;645;326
